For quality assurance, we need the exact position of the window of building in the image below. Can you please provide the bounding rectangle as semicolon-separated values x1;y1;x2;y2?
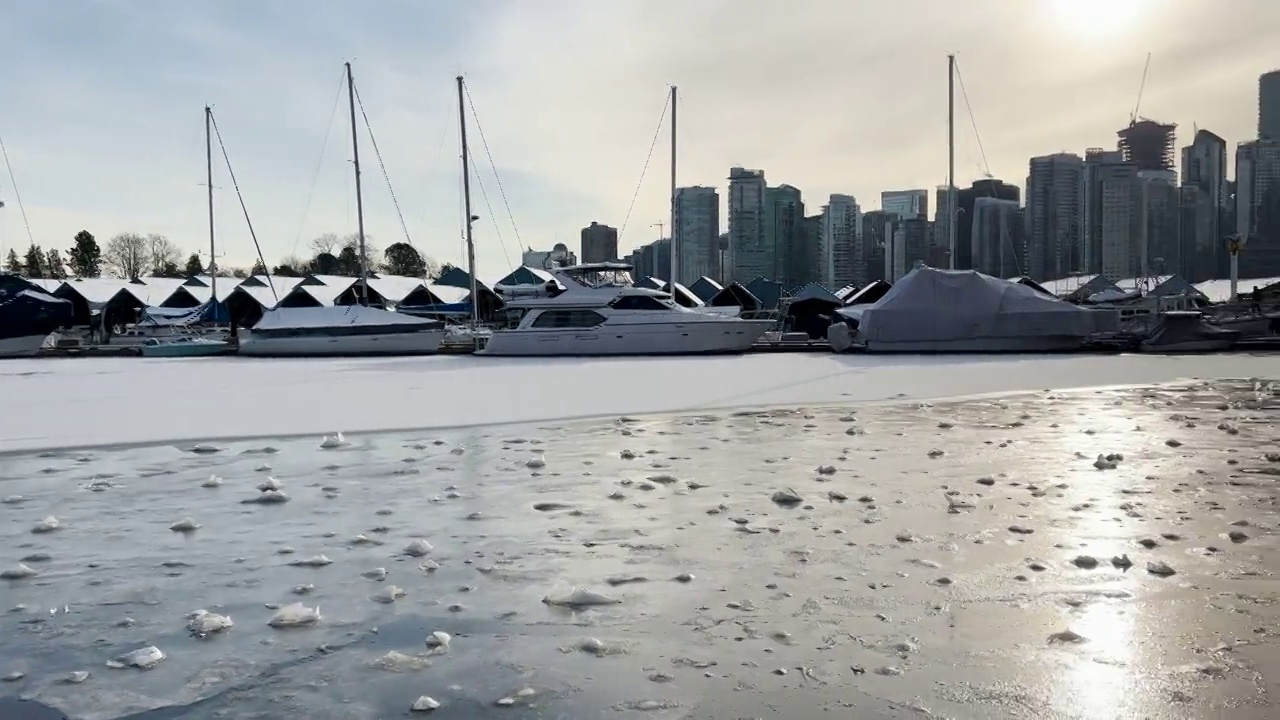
609;294;671;311
530;309;606;328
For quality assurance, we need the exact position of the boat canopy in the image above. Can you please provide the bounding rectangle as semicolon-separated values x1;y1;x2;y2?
253;304;444;331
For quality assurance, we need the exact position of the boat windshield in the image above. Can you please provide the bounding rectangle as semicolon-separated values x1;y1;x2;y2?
560;266;633;289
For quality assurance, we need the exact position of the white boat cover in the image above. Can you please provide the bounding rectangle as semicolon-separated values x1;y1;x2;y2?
837;267;1114;352
253;305;441;331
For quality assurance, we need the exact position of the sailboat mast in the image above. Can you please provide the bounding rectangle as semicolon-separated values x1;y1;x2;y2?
457;75;479;329
205;106;217;310
668;85;677;289
346;62;369;306
947;54;956;270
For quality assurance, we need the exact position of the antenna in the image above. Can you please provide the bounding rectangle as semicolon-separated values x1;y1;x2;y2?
1130;52;1151;125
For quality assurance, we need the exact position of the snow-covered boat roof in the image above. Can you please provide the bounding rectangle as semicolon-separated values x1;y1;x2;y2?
1194;276;1280;304
366;274;428;303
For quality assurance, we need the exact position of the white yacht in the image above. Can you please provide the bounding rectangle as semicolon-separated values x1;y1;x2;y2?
238;305;446;357
477;263;774;357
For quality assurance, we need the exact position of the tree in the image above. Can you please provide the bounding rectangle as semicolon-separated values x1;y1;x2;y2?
309;233;340;257
145;234;183;276
337;245;360;275
45;248;68;279
250;258;268;276
271;255;307;277
183;253;204;277
381;242;427;277
68;230;102;278
229;267;249;278
339;233;378;272
104;232;148;279
23;243;45;278
4;248;21;273
310;252;339;274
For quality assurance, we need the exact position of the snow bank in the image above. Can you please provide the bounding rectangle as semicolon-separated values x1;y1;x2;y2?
0;354;1273;453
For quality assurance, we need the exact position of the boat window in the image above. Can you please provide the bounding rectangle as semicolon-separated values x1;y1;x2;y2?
609;295;671;311
530;309;605;328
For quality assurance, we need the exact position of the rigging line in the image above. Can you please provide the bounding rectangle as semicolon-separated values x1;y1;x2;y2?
353;82;416;260
462;84;519;256
0;131;42;275
209;112;277;303
466;143;513;270
952;60;991;179
291;69;346;258
617;90;670;243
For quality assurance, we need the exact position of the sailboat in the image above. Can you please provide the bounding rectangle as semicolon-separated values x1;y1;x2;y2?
141;106;233;358
239;62;446;357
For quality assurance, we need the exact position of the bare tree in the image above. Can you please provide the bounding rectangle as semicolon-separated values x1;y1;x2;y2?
309;233;340;257
104;233;149;279
145;234;183;276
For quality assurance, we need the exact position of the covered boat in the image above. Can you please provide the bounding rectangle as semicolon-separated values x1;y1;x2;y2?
0;273;74;357
238;305;446;357
1139;311;1240;353
830;267;1118;353
140;335;233;358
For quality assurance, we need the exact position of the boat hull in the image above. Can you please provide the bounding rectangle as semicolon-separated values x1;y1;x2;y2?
861;335;1089;353
140;341;233;358
238;328;446;357
1139;339;1237;353
0;333;50;358
477;320;774;357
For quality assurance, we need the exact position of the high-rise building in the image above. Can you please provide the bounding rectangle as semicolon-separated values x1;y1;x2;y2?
957;179;1020;270
796;215;823;288
1260;70;1280;142
1180;129;1229;280
861;210;893;284
765;184;804;288
1026;153;1084;280
1097;162;1143;280
1083;148;1126;274
819;194;861;289
1140;170;1181;277
727;167;767;283
673;186;719;285
970;197;1023;278
886;217;931;281
881;189;929;221
631;238;670;280
1235;139;1280;278
579;221;618;264
1117;119;1177;172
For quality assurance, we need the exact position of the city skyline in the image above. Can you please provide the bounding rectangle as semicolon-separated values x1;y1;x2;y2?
1;0;1278;277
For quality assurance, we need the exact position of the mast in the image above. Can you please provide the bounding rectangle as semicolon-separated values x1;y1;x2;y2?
947;53;956;270
346;62;369;306
204;106;217;314
457;75;479;329
668;85;678;289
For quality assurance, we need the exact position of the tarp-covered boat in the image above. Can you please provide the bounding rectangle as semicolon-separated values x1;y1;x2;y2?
831;267;1119;353
0;273;74;357
238;305;446;357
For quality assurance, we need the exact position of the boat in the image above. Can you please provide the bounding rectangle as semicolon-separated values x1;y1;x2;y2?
141;335;233;357
238;305;445;356
1139;310;1241;353
0;272;73;357
478;262;774;356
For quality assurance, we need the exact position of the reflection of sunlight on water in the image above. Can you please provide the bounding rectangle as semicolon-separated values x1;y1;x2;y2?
1063;596;1136;718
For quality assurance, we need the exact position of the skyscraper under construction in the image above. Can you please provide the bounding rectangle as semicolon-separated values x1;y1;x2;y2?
1117;119;1176;172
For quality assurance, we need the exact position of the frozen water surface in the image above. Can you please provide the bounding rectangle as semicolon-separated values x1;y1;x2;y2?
0;357;1279;718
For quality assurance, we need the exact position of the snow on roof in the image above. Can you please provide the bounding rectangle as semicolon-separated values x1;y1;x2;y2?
366;275;427;303
58;278;141;304
288;284;341;306
305;274;359;290
233;283;289;309
254;304;440;331
489;266;557;287
26;278;65;293
1028;275;1103;298
1194;276;1280;304
1115;275;1174;293
426;284;468;304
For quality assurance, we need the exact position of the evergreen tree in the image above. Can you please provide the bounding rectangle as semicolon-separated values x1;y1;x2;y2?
68;230;103;278
382;242;427;277
3;248;21;273
23;243;44;278
183;253;204;277
250;258;268;276
45;248;68;279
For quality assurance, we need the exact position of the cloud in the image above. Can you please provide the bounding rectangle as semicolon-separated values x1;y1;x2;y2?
1;0;1277;277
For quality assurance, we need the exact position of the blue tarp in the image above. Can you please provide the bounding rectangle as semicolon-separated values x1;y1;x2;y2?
140;300;224;326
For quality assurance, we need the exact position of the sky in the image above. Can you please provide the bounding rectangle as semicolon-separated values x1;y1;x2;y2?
1;0;1278;279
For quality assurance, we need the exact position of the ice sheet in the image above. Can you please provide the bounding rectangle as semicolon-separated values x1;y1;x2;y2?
0;353;1276;453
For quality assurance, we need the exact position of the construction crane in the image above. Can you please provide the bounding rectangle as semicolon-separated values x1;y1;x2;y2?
1130;53;1152;125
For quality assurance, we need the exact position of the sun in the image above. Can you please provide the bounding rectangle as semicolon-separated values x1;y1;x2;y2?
1050;0;1150;38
